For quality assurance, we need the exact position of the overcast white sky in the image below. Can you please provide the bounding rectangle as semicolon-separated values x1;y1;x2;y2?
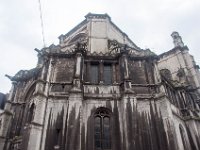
1;0;200;93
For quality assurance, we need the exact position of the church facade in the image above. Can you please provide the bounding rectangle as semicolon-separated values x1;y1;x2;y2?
0;13;200;150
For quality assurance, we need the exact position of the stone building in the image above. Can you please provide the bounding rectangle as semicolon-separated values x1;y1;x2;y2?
0;13;200;150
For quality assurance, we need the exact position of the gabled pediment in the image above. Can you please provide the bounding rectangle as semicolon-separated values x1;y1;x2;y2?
58;13;140;54
58;19;88;45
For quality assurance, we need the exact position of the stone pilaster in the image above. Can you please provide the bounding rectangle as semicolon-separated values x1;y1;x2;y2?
72;49;84;92
112;63;117;84
121;53;129;80
119;50;133;93
0;82;17;149
75;53;83;78
25;56;51;150
121;93;136;150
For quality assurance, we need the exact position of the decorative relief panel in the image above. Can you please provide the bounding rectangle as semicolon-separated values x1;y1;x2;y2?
108;39;156;57
50;84;72;93
129;60;147;84
53;58;75;82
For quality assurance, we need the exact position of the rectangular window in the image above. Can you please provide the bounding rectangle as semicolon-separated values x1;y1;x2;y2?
103;64;112;85
90;64;99;84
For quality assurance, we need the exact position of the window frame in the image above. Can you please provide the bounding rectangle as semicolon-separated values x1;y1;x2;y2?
103;63;113;85
94;108;112;150
90;62;100;84
84;60;118;85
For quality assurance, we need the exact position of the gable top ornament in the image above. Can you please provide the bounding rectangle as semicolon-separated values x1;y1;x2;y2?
171;31;184;48
85;13;111;21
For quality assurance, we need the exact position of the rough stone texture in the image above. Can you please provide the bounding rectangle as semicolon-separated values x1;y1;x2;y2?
1;13;200;150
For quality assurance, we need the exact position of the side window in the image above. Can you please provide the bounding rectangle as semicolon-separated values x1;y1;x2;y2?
94;108;111;150
90;63;99;84
103;64;112;85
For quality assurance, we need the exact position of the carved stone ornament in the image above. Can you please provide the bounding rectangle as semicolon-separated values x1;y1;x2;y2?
60;44;76;53
5;67;41;82
108;40;121;54
160;69;172;80
177;68;185;77
108;39;156;57
75;42;87;54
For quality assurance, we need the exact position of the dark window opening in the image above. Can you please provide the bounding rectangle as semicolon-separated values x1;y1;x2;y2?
94;108;111;150
0;93;6;109
103;64;112;85
90;64;99;84
85;61;117;85
0;119;2;129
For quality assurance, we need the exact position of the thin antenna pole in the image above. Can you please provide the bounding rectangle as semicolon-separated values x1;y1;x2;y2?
38;0;46;47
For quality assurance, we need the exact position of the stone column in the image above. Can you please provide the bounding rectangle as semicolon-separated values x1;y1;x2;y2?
69;44;85;150
40;57;55;150
5;82;17;110
8;82;16;101
35;53;49;95
26;96;46;150
75;53;83;78
120;50;132;93
121;53;129;80
99;60;104;84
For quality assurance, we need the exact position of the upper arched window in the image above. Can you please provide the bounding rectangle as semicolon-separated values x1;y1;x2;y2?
94;108;111;150
27;103;35;123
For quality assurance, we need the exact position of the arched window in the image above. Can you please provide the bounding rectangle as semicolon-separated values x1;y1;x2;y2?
27;103;35;123
94;108;111;150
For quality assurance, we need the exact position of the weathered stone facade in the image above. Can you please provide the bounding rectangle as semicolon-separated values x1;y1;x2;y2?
0;13;200;150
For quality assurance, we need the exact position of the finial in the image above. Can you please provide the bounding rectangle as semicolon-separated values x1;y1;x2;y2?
171;32;184;48
58;34;65;44
34;48;41;53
